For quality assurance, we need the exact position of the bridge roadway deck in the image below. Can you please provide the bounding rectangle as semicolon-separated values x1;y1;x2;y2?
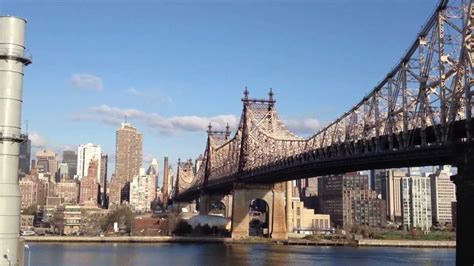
175;120;473;201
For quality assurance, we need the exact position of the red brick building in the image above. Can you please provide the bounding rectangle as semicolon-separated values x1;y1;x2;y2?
131;216;161;236
57;181;80;204
80;159;100;205
19;175;46;209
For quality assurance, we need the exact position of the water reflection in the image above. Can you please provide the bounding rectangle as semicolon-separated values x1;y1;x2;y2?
28;243;455;266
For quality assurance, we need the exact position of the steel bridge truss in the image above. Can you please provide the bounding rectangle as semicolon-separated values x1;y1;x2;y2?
174;0;474;200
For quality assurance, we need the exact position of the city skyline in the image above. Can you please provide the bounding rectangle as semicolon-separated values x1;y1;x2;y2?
2;1;439;171
4;0;470;263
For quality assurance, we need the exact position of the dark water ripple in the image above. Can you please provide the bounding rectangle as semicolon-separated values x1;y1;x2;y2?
26;243;455;266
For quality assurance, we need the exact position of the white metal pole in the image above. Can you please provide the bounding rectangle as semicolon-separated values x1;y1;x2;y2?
0;16;31;266
23;245;29;266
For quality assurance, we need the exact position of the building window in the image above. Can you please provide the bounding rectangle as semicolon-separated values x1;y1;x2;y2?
297;207;301;216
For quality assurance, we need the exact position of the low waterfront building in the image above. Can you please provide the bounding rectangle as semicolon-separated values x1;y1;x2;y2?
20;215;34;230
291;199;331;234
41;197;65;225
53;204;82;235
131;215;161;236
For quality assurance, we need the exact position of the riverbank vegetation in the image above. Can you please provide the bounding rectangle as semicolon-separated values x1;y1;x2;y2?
173;220;229;237
371;230;456;241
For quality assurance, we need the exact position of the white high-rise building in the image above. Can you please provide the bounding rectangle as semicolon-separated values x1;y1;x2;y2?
77;143;101;182
430;166;456;226
401;173;432;231
129;168;156;213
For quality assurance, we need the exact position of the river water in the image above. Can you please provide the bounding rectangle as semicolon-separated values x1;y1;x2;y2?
26;243;454;266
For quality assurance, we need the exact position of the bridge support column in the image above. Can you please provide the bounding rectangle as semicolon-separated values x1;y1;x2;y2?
172;200;196;213
199;193;211;214
198;193;232;217
231;183;287;240
286;181;293;234
223;194;233;219
271;183;288;239
452;149;474;266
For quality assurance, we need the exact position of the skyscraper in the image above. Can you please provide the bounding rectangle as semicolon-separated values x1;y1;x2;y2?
19;176;46;209
401;174;432;231
147;158;159;192
77;143;101;182
112;122;143;205
129;167;156;213
100;154;108;208
57;180;79;204
116;123;143;183
146;158;159;176
369;169;386;197
108;173;121;207
296;177;319;210
386;169;405;222
430;166;456;226
58;163;69;181
62;150;77;178
35;150;58;181
19;134;31;176
318;173;386;228
162;157;169;208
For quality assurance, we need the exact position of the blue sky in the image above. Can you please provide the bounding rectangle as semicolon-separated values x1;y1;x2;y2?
2;0;439;177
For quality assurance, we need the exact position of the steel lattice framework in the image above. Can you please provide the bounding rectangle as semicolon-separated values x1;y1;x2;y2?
174;0;474;201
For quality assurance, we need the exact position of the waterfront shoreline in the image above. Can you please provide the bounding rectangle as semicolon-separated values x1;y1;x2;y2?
23;236;455;248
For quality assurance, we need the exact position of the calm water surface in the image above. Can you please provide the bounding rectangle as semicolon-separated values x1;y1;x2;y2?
27;243;455;266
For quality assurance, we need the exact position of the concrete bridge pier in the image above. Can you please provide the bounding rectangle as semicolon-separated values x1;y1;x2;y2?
198;193;211;214
172;200;196;213
286;181;293;234
198;193;233;219
231;183;287;240
452;149;474;266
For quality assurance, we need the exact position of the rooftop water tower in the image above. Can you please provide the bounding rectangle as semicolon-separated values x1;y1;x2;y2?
0;16;31;266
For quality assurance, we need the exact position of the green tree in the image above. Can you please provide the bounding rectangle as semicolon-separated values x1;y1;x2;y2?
100;206;133;233
21;205;37;216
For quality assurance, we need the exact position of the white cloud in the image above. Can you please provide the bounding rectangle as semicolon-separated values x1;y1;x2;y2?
142;153;156;165
74;104;238;135
126;87;141;95
29;132;47;148
282;117;322;136
71;73;103;91
146;114;239;134
89;104;146;118
74;105;322;137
